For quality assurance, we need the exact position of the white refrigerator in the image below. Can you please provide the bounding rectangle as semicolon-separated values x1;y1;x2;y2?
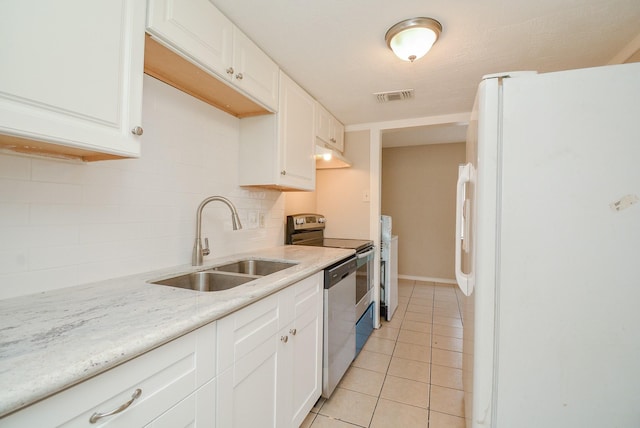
455;62;640;428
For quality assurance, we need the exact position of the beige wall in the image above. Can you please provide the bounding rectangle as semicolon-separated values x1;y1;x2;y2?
286;130;372;239
381;142;465;281
317;130;371;239
284;188;317;216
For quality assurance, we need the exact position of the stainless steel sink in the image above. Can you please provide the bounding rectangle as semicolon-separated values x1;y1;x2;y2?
212;259;296;276
149;258;297;292
150;271;256;292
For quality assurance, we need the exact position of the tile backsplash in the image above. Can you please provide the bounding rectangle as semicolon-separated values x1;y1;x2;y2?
0;76;284;299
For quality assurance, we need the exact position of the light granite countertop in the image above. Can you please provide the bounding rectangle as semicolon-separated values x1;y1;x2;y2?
0;245;353;418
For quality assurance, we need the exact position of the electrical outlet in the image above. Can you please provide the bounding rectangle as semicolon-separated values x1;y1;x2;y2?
248;211;258;229
362;190;370;202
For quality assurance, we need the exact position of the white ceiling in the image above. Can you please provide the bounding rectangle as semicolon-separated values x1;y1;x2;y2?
211;0;640;146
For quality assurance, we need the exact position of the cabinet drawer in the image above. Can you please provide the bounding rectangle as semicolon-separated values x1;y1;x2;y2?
1;328;205;427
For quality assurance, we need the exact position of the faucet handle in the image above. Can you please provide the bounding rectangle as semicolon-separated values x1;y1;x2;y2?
202;237;210;256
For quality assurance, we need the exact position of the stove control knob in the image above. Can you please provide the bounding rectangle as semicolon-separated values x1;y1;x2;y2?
295;218;305;225
318;217;326;224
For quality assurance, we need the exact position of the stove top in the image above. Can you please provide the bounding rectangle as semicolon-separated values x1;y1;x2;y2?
285;213;374;253
320;238;373;252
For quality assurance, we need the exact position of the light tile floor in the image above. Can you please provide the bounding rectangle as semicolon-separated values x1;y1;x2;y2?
301;280;465;428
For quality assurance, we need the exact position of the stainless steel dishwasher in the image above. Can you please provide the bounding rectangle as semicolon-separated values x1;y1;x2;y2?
322;255;357;398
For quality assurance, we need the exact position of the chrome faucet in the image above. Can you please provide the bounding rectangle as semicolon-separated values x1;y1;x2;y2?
192;196;243;266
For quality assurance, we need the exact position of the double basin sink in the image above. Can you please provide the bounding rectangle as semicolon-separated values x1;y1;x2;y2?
149;259;297;292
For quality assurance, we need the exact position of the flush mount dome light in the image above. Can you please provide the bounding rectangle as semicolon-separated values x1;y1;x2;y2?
385;17;442;62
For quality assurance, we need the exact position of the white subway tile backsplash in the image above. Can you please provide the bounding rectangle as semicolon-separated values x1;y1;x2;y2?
0;249;28;274
0;75;283;298
0;203;29;226
0;225;79;250
0;267;79;300
28;245;82;270
30;158;87;184
0;179;81;204
0;154;30;180
29;204;82;225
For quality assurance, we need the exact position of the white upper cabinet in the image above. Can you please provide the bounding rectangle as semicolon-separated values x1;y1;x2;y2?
231;29;279;111
146;0;278;111
0;0;146;161
146;0;233;78
315;103;344;152
239;72;316;191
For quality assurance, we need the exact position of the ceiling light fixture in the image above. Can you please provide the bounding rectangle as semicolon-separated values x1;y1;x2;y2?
385;17;442;62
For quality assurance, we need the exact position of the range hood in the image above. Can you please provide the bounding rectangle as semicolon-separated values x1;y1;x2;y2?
315;144;352;169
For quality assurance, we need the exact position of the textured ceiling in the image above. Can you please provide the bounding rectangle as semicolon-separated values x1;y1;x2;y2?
211;0;640;144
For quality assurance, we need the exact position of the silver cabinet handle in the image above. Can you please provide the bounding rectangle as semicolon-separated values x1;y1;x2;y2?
131;126;143;136
226;67;234;75
89;388;142;423
280;335;288;343
289;328;297;336
235;72;243;80
281;170;286;175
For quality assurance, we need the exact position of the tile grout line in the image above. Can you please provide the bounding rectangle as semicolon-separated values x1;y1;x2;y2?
426;283;436;428
361;280;411;427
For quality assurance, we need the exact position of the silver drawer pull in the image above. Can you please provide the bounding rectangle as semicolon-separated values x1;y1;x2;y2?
289;328;297;336
89;388;142;423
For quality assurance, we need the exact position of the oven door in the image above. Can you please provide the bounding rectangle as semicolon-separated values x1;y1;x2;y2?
355;247;375;320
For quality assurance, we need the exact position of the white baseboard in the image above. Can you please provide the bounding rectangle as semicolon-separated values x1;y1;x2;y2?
397;274;456;285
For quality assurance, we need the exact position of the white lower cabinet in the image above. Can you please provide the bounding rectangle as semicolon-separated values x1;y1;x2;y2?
0;322;217;427
281;273;324;428
145;377;216;427
1;274;323;428
216;272;323;428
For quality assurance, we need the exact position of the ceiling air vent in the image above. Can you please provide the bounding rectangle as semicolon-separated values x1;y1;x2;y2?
374;89;414;103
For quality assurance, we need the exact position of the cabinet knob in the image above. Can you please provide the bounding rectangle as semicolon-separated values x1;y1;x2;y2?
280;335;288;343
226;67;234;75
131;126;144;136
289;328;297;336
235;72;244;81
281;170;286;176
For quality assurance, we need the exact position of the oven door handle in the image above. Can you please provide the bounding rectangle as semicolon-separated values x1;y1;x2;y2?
356;248;375;260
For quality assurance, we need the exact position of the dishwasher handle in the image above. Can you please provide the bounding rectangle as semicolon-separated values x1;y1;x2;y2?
324;256;357;289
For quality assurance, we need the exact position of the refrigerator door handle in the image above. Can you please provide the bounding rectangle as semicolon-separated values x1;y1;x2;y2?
455;163;474;296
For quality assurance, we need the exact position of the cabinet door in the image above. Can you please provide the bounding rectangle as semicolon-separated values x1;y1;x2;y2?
275;273;323;428
216;293;281;427
146;0;233;79
331;119;345;152
315;103;345;153
290;273;323;427
0;0;145;158
232;29;279;111
315;103;332;144
279;73;316;190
